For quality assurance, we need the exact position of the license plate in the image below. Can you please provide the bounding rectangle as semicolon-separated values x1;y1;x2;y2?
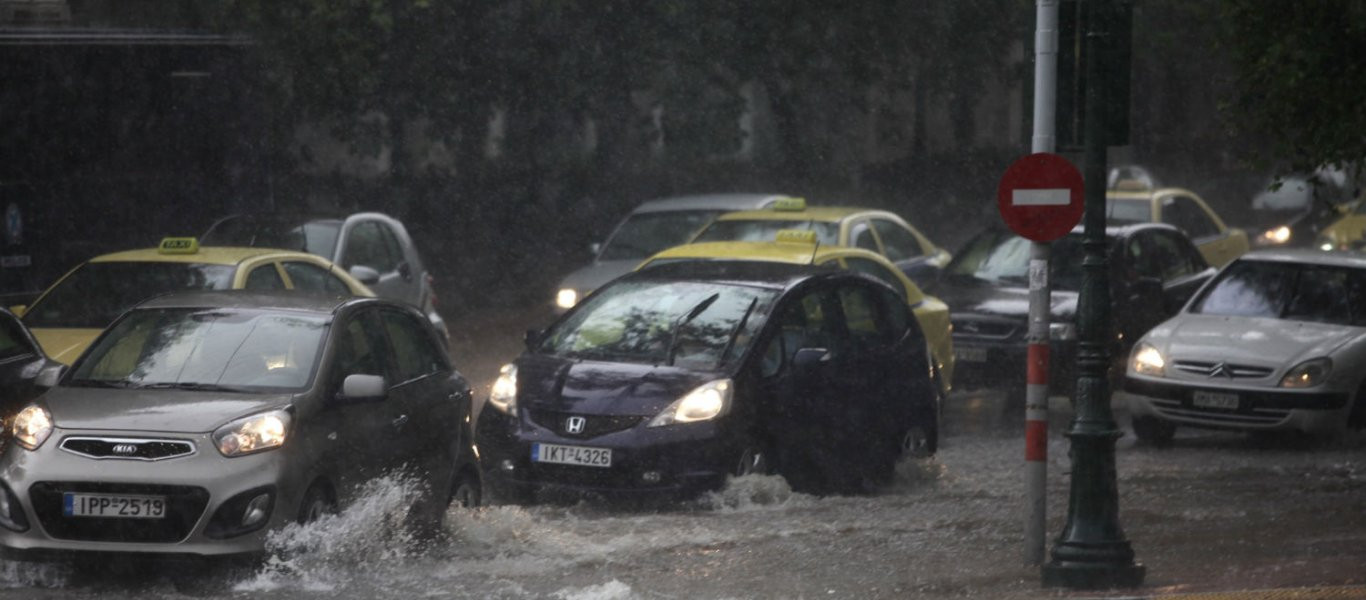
63;493;167;519
956;347;988;363
531;443;612;468
1192;390;1239;410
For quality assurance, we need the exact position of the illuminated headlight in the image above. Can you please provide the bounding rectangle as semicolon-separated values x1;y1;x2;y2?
1280;357;1331;388
1049;322;1076;341
214;410;291;457
1318;238;1337;251
556;289;579;309
648;379;732;427
12;405;53;451
488;364;518;415
1260;226;1291;245
1130;343;1166;377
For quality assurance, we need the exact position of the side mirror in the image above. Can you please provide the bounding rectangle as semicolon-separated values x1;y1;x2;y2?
792;347;831;370
36;365;66;389
348;265;381;285
338;374;387;402
8;305;26;317
589;242;602;256
524;328;544;350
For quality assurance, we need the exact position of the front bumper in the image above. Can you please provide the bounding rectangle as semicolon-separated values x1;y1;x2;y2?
475;408;736;498
0;429;305;557
952;337;1078;395
1124;375;1352;434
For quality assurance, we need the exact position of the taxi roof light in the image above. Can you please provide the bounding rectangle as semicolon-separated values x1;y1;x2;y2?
771;196;807;212
159;237;200;254
774;229;818;245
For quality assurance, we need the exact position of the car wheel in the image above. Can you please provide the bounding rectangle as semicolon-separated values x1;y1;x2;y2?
297;483;335;524
450;469;482;509
899;422;936;459
732;444;770;477
1131;415;1176;445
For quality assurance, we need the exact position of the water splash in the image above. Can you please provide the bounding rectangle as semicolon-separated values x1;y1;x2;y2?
553;579;634;600
0;560;70;589
696;474;813;511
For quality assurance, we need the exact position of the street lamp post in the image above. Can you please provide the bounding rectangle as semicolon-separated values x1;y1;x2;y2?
1041;0;1145;589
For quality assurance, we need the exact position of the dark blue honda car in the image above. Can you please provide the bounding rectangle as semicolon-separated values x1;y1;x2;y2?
475;261;940;500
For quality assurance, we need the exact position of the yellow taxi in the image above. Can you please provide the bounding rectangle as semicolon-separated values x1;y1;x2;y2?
10;238;373;364
687;198;951;288
1106;181;1249;267
638;231;954;395
1315;202;1366;251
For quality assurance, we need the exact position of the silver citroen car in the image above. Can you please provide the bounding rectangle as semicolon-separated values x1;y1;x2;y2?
0;291;479;558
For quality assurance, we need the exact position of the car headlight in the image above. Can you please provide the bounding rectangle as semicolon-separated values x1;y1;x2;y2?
1049;322;1076;341
648;379;732;427
488;364;518;415
1280;357;1331;388
214;410;291;457
12;405;53;451
1260;226;1291;245
556;289;578;309
1131;343;1166;377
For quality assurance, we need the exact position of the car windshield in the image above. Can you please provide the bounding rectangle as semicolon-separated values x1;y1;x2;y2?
1107;198;1151;224
68;308;328;392
692;219;840;245
23;262;236;329
945;230;1086;291
539;280;776;369
598;210;723;261
203;217;342;257
1192;260;1366;325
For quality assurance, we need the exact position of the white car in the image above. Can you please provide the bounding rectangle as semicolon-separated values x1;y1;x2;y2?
1124;250;1366;442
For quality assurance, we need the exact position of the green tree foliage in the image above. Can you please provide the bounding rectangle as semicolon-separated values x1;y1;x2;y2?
1218;1;1366;173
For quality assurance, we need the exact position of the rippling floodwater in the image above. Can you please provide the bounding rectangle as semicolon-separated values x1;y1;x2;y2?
2;393;1364;599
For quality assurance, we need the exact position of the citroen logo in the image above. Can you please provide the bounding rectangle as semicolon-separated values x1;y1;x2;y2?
565;416;586;435
111;444;138;455
1209;362;1233;378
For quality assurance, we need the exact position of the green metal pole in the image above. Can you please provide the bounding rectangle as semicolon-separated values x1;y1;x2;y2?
1041;0;1144;589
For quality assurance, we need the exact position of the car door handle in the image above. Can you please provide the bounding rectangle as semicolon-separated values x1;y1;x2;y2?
391;414;410;429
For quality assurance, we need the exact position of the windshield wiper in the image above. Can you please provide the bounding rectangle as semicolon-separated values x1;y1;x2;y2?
717;297;759;368
665;293;721;366
141;382;252;393
65;379;140;389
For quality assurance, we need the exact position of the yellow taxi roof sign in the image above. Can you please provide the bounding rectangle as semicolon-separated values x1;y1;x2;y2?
771;196;807;211
775;229;818;245
158;237;200;254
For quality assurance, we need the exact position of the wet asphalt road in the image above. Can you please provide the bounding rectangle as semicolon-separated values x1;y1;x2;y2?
0;306;1362;599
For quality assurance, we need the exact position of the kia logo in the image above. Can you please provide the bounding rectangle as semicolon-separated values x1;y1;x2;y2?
565;416;586;434
111;444;138;455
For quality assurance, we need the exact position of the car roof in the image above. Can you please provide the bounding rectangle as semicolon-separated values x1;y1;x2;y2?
1106;187;1202;201
626;259;832;290
715;206;880;223
89;246;313;265
133;290;370;314
631;193;793;214
1238;249;1366;269
648;241;823;265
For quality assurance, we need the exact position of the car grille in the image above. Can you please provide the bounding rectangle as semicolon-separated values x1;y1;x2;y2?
950;317;1021;341
29;482;209;543
59;437;196;461
1171;360;1274;379
528;410;645;439
1147;398;1290;425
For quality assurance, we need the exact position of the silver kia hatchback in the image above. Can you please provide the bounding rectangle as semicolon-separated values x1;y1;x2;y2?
0;291;479;558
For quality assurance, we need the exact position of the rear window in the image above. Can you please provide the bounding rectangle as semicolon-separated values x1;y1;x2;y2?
23;262;235;328
599;211;722;261
1107;198;1151;224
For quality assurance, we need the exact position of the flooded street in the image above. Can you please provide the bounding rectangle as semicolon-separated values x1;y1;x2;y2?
0;381;1362;599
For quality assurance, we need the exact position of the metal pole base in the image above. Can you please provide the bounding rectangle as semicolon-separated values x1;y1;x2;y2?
1042;561;1146;589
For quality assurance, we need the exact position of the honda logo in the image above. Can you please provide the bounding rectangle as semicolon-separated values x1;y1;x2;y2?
564;416;586;434
111;444;138;455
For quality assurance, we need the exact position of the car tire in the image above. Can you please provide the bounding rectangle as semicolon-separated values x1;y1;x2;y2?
732;442;771;477
297;482;335;524
450;469;482;509
1131;415;1176;445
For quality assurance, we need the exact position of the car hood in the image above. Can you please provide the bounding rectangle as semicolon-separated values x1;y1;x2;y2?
556;260;641;297
41;387;292;434
31;328;101;366
516;354;722;417
935;279;1078;321
1147;314;1363;365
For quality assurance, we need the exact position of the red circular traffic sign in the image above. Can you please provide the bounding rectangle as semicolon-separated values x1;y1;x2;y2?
997;152;1085;242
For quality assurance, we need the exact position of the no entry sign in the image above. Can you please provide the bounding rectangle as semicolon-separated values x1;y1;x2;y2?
997;153;1085;242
